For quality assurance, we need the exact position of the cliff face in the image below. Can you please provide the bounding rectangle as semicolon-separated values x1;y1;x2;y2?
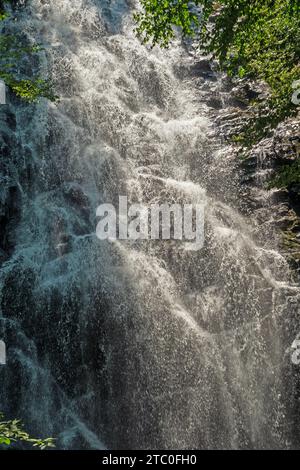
205;71;300;276
245;117;300;273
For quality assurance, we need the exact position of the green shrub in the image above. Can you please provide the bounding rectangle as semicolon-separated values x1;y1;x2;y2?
0;412;55;449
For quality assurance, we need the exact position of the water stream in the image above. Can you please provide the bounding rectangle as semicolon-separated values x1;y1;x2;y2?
0;0;299;449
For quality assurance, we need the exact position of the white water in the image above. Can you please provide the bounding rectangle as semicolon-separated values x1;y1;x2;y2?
0;0;300;449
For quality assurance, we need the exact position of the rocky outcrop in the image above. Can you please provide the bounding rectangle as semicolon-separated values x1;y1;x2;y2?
208;72;300;275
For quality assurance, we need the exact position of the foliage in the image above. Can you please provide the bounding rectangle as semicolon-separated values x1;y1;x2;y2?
134;0;201;48
268;159;300;190
0;412;55;449
0;0;57;101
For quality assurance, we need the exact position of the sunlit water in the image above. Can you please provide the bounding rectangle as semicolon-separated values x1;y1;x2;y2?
0;0;299;449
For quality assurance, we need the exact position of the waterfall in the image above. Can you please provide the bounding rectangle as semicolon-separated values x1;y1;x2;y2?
0;0;300;449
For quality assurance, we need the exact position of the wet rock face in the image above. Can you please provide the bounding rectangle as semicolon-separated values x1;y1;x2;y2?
230;80;270;107
243;119;300;271
207;72;300;274
0;106;22;258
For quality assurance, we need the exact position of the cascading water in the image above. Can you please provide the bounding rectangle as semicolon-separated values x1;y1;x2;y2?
0;0;300;450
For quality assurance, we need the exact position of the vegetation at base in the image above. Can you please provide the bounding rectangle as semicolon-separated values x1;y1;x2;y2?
0;0;57;102
0;412;55;449
135;0;300;188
